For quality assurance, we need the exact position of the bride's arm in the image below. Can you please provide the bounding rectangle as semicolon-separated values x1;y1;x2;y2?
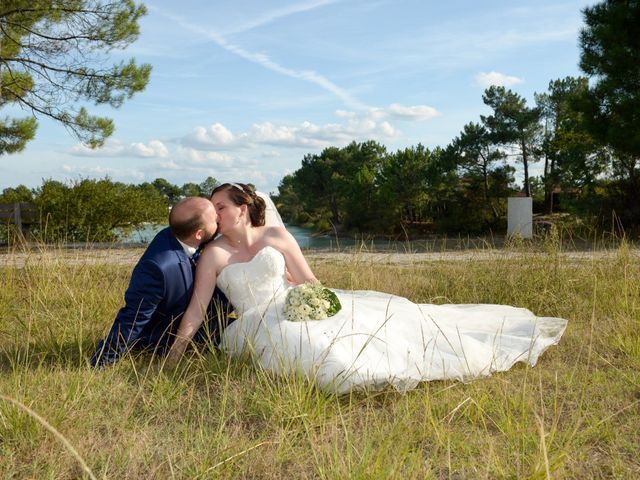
270;227;317;284
166;246;222;363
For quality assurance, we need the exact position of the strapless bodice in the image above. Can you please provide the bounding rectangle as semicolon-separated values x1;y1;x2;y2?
217;246;290;315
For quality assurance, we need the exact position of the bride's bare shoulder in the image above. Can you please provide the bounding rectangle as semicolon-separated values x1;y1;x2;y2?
262;226;299;254
201;238;232;262
263;226;295;246
264;225;288;237
263;225;297;241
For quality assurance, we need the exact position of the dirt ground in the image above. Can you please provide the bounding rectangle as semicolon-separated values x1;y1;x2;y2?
1;245;637;268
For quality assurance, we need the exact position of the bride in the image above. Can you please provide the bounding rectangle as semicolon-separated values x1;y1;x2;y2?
167;182;567;394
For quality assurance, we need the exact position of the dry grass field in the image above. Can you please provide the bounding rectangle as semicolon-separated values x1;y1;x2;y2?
1;238;639;478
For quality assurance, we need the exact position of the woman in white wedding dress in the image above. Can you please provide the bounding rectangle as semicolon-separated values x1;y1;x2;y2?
168;183;567;394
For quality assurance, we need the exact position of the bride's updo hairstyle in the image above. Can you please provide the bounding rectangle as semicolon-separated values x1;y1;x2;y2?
212;182;266;227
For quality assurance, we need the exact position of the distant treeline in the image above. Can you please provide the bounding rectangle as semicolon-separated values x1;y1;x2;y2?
274;1;640;237
0;177;219;242
272;78;638;236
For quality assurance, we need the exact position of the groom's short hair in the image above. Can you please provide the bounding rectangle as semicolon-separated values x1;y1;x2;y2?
169;197;211;240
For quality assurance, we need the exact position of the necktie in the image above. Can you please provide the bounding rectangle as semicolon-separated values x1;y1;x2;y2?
191;245;203;265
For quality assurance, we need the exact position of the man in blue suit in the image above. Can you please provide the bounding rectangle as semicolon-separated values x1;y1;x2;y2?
90;196;229;367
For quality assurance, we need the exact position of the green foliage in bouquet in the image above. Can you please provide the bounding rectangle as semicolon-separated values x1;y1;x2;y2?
322;288;342;316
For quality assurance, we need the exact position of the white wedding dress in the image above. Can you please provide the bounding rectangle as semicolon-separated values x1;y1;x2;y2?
217;246;567;394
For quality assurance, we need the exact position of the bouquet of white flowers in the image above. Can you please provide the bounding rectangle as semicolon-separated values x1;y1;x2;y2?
284;283;342;322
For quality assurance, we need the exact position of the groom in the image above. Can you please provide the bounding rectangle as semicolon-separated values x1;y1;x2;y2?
90;196;229;368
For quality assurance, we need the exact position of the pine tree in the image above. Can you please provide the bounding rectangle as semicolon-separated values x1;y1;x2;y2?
0;1;151;155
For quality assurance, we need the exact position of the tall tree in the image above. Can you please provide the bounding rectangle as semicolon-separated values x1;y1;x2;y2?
180;182;201;198
536;76;606;213
576;1;640;226
198;176;219;198
338;140;387;230
447;122;506;220
0;183;33;202
0;1;151;154
377;144;431;229
481;86;541;197
273;173;303;224
577;0;640;173
151;177;181;204
276;141;388;232
294;146;346;227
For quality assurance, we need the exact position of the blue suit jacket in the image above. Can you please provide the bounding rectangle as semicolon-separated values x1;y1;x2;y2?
90;227;229;367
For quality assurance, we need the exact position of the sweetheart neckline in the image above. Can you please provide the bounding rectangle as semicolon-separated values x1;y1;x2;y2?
217;245;280;280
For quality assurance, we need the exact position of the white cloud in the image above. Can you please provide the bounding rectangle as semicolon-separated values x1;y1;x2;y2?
371;103;440;121
188;123;236;147
153;148;257;172
365;107;389;120
474;71;524;88
175;146;234;167
151;157;269;189
61;164;146;180
70;139;169;158
156;159;182;171
180;111;402;151
378;121;396;137
335;109;357;119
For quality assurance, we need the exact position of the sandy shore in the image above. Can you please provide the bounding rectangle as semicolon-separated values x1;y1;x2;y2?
1;245;637;268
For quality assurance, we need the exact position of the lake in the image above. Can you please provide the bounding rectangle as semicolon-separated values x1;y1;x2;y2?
121;223;324;248
120;224;423;251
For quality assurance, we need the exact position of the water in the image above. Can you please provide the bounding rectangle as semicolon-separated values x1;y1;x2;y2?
119;224;165;243
284;225;408;251
120;224;411;251
284;224;326;249
121;223;322;247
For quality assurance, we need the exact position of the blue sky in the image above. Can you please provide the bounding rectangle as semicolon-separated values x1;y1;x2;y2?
1;0;594;194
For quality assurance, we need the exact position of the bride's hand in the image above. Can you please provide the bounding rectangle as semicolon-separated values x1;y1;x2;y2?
165;336;188;366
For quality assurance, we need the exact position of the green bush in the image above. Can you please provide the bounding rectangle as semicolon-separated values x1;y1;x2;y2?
1;178;169;243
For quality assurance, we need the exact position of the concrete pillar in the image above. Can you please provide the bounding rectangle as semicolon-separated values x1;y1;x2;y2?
507;197;533;239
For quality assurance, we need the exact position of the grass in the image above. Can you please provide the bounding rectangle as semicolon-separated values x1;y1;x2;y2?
0;239;639;479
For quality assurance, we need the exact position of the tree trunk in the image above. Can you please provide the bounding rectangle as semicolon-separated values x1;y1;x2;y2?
543;156;556;214
542;150;552;213
481;155;499;220
330;195;340;225
521;138;531;197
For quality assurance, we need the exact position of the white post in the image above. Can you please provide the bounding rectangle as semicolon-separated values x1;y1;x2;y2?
507;197;533;239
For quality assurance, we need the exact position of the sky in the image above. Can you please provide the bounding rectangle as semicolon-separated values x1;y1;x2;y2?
1;0;595;194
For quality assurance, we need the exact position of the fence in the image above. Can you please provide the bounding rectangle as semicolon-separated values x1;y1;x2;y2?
0;202;38;239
